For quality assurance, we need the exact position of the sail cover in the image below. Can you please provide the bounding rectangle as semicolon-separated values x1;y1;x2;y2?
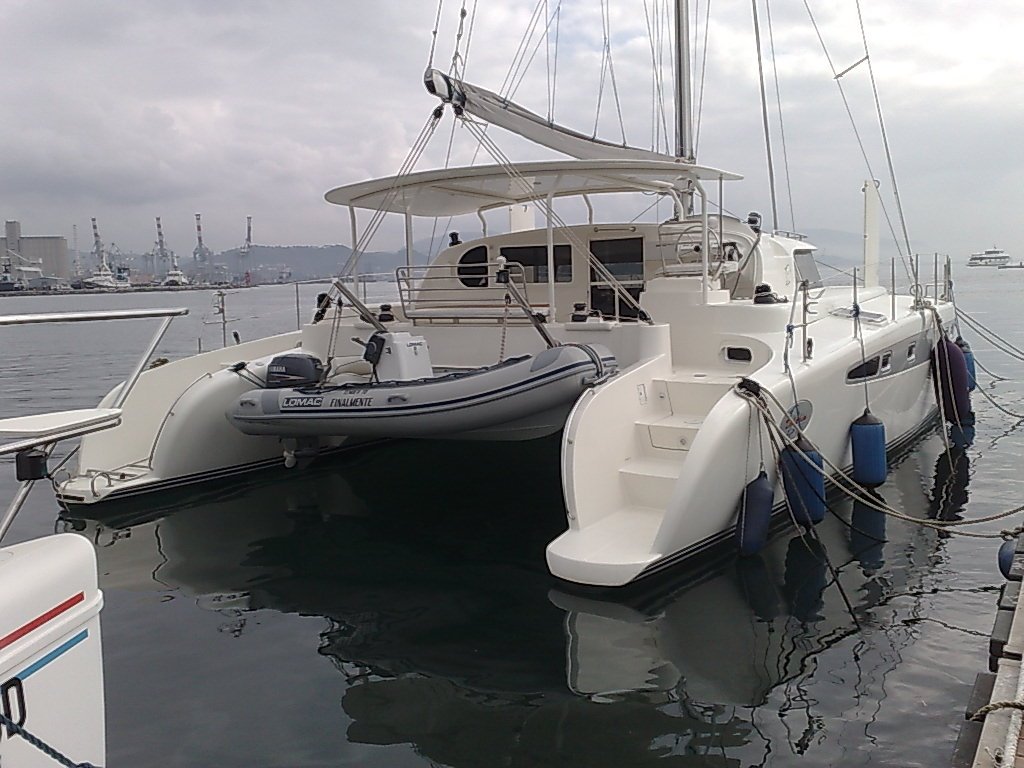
424;68;678;163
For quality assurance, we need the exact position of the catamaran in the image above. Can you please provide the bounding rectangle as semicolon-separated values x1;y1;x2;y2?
53;2;960;587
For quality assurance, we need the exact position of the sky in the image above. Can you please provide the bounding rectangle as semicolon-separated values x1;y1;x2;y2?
0;0;1020;264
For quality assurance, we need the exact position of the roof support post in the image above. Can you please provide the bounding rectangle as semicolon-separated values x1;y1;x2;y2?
546;190;556;322
404;211;413;268
694;180;708;304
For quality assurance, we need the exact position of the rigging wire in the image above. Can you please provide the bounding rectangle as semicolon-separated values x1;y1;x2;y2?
764;0;796;232
802;0;914;284
854;0;914;269
426;0;445;70
643;0;671;154
550;3;561;123
751;0;780;231
693;0;711;153
508;6;563;103
604;0;628;145
448;0;470;76
500;0;546;98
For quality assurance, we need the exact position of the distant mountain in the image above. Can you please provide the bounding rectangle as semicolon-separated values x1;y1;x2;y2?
218;244;432;280
216;228;902;282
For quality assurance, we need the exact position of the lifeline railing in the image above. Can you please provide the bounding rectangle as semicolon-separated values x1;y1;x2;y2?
394;261;536;323
0;307;188;542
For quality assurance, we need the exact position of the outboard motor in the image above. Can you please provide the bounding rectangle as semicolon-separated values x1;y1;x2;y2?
265;354;324;388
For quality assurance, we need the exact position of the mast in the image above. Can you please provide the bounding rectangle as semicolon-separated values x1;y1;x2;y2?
674;0;694;161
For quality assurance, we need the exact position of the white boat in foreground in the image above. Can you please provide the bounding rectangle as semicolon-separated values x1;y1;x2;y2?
53;2;962;588
0;308;191;768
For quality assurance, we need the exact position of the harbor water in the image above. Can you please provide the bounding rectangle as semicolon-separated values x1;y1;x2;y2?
1;271;1022;767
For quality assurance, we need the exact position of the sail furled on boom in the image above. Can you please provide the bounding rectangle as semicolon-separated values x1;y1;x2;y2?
424;68;679;163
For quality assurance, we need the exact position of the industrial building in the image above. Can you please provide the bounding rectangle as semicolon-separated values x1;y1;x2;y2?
1;220;71;282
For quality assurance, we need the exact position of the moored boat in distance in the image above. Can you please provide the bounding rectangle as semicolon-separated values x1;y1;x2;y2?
967;247;1010;267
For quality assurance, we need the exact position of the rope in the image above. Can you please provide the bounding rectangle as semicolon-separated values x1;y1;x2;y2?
739;384;1024;539
0;710;100;768
498;292;511;362
971;700;1024;722
426;0;445;70
958;307;1024;362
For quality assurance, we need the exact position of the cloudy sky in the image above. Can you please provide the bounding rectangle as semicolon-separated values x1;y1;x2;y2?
0;0;1019;264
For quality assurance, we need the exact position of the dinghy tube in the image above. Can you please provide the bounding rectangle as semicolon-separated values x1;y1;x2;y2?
228;343;616;440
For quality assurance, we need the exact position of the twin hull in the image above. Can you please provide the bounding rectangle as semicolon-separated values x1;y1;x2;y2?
59;300;949;589
550;312;943;586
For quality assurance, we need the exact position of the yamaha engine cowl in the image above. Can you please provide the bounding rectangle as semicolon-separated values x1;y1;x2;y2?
266;354;324;388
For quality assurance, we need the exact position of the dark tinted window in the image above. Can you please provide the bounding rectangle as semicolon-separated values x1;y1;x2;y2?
499;245;572;283
847;357;880;381
589;237;644;281
457;245;488;287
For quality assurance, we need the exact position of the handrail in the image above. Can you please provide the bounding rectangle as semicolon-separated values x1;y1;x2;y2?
0;307;188;326
0;307;189;543
395;261;535;322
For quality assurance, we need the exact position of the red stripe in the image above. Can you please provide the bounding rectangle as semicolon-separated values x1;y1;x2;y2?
0;592;85;651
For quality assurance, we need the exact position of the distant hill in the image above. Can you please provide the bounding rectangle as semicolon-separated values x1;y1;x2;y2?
218;244;431;280
217;228;907;282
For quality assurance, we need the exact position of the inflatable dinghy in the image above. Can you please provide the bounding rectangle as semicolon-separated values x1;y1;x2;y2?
227;343;616;440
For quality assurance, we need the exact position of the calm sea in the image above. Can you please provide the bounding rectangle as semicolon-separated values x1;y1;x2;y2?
1;271;1021;767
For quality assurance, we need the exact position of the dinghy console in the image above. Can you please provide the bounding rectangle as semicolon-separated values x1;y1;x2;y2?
354;331;433;382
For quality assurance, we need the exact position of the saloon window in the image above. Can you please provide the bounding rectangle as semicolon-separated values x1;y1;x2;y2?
457;245;488;288
847;356;880;382
499;245;572;283
589;237;644;282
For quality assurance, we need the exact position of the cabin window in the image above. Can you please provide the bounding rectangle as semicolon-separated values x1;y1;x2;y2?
880;351;893;374
589;237;645;282
793;251;823;289
907;342;917;362
457;245;488;288
847;356;880;381
499;244;572;283
725;347;753;363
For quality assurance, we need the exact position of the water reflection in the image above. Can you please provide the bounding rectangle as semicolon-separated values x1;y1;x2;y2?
57;429;972;766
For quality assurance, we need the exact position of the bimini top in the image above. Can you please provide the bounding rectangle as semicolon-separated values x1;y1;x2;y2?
324;159;742;217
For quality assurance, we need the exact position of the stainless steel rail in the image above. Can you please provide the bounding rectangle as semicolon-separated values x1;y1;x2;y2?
0;307;189;543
